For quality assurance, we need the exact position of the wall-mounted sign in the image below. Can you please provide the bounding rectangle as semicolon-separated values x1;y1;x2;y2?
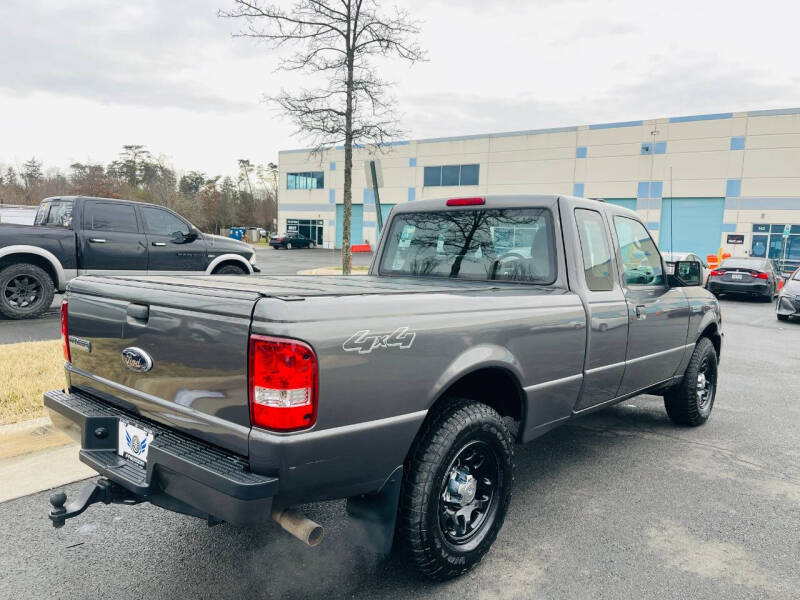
752;224;769;233
727;234;745;245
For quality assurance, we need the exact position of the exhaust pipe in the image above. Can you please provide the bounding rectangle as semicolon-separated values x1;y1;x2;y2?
271;508;324;547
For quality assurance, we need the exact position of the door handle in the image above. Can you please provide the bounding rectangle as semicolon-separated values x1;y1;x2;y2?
635;305;647;320
152;242;166;247
89;238;106;243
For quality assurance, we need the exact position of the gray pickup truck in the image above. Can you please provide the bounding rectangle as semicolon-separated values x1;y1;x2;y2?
45;194;722;580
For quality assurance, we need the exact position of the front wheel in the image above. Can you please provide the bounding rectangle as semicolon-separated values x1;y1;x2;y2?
397;399;514;581
214;264;245;275
664;337;718;426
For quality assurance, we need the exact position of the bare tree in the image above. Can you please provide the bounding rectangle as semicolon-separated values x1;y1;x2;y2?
219;0;425;273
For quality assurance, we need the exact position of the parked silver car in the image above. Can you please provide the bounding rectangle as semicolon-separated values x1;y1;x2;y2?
776;268;800;321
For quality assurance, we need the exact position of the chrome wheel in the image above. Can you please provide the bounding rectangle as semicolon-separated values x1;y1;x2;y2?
439;440;501;547
3;274;43;309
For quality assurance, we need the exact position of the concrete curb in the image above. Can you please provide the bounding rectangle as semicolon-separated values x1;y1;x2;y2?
0;417;94;502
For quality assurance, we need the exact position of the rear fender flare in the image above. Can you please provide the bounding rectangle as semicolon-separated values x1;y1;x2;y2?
428;343;526;415
206;254;253;275
0;245;67;290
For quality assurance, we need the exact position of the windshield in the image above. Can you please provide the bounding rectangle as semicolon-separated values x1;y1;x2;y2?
379;207;556;284
720;258;767;270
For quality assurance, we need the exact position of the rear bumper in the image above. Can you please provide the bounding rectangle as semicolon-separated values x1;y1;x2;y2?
708;280;770;295
44;389;278;525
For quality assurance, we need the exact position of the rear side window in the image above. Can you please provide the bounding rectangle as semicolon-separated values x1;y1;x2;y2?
613;217;664;286
83;201;139;233
140;206;190;237
575;209;614;291
379;207;556;284
44;201;73;228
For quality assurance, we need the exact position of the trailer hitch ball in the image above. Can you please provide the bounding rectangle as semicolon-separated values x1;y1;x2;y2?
49;491;68;528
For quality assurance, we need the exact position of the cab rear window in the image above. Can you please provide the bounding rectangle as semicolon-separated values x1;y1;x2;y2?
379;207;556;284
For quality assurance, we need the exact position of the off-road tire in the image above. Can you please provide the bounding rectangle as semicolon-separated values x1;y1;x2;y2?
0;263;55;320
214;264;246;275
397;399;514;581
664;337;718;426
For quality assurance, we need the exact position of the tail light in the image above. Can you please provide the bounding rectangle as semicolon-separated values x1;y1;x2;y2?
751;272;769;279
249;335;317;431
61;300;70;362
709;270;722;277
447;197;485;206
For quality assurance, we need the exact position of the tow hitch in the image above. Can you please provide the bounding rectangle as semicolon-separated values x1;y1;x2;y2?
48;478;142;528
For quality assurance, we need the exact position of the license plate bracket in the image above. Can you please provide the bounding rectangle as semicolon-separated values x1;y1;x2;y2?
117;421;154;467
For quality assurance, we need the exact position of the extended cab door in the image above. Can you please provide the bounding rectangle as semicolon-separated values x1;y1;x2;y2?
78;200;148;273
138;205;208;273
612;216;690;394
570;205;629;411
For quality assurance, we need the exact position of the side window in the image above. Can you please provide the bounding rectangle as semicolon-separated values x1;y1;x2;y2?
575;209;614;291
83;202;139;233
34;202;51;226
613;217;664;286
140;207;190;237
44;201;73;228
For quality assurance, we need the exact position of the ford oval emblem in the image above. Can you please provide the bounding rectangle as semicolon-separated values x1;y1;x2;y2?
121;347;153;373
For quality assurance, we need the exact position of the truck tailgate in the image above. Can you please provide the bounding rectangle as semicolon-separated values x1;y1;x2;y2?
65;276;261;456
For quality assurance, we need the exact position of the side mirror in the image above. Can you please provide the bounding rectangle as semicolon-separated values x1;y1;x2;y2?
667;260;702;287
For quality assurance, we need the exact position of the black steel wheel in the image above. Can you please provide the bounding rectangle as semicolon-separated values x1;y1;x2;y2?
397;399;514;580
214;264;246;275
0;263;55;320
664;337;718;426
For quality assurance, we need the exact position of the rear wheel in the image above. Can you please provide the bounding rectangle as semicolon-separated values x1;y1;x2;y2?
664;337;718;426
286;242;293;250
0;263;55;320
397;399;514;580
309;242;316;249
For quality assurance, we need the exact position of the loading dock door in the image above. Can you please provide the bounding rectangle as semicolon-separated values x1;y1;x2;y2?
659;198;724;258
335;204;364;248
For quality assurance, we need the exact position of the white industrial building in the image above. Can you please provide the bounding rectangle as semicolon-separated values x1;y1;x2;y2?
278;107;800;265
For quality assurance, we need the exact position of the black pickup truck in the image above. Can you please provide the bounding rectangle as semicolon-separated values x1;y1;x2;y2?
0;196;257;319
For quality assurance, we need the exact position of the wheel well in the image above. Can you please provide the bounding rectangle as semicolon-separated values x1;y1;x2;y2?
700;323;721;358
211;259;248;274
0;254;58;288
431;367;524;423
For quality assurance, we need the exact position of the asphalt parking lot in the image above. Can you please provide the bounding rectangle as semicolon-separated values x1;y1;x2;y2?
0;248;373;345
1;296;798;599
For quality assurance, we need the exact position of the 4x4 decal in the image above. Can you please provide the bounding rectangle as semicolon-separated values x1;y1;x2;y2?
342;327;416;354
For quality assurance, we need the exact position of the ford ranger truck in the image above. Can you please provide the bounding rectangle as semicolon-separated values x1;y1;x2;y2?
0;195;257;319
44;195;722;580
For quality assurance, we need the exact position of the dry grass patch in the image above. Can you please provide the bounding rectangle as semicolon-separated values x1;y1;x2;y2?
0;340;64;425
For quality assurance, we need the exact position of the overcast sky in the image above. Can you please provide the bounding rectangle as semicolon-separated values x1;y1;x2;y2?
1;0;798;177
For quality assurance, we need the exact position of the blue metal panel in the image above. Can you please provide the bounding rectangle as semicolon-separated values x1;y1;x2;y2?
589;120;643;130
329;189;335;204
637;181;650;198
641;143;653;155
651;181;663;198
335;204;364;248
669;113;732;123
408;187;416;202
721;223;737;232
409;157;417;167
605;198;637;211
363;188;375;204
730;136;745;150
726;179;741;198
659;198;725;257
576;146;587;158
647;222;659;230
329;162;336;171
573;183;584;197
655;141;667;154
380;204;395;222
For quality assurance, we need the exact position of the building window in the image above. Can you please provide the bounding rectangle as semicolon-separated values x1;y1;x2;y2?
423;164;480;187
287;171;324;190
